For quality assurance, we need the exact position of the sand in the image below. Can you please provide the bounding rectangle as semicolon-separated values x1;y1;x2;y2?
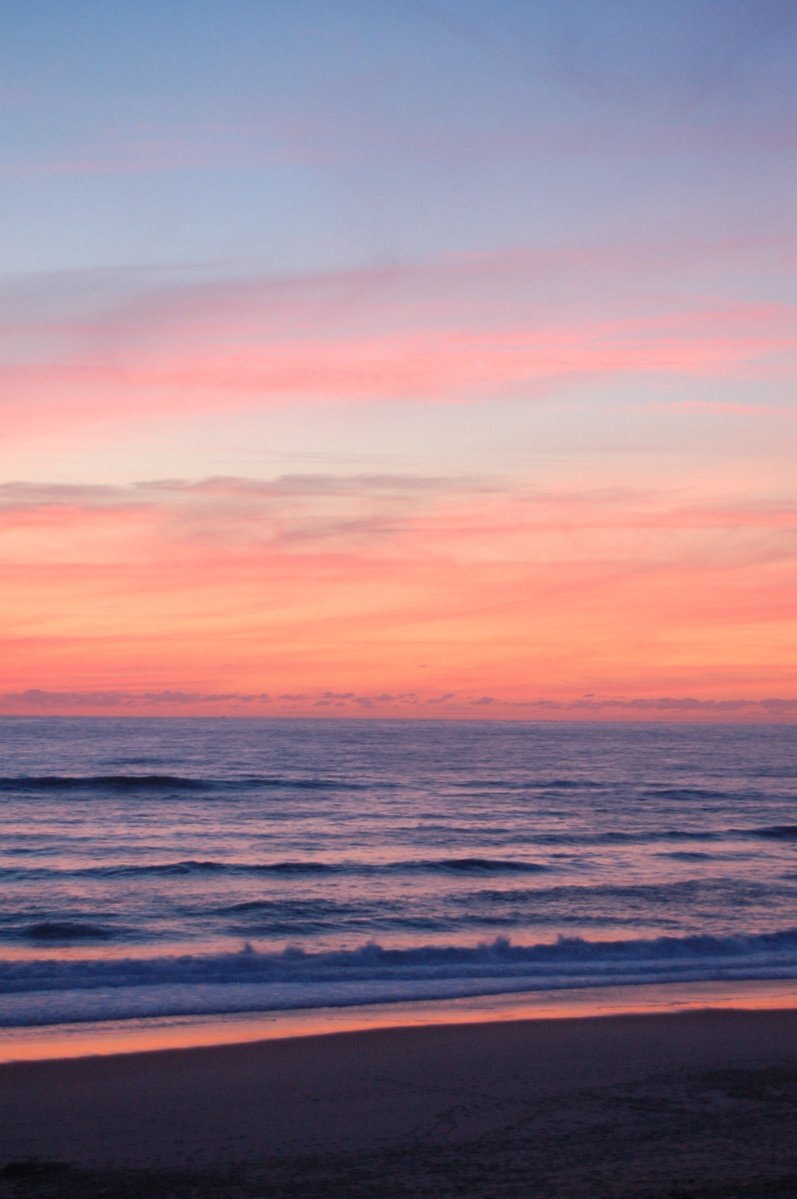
2;1008;797;1197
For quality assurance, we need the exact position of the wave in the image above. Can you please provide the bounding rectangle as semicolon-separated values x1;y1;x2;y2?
0;773;365;795
411;857;548;874
0;774;207;793
21;921;120;942
82;859;340;878
0;856;549;881
450;778;608;791
450;877;782;907
642;787;736;801
656;851;716;861
4;929;797;1028
747;825;797;841
491;825;797;847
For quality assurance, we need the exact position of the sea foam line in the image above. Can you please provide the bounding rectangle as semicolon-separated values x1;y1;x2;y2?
4;929;797;1027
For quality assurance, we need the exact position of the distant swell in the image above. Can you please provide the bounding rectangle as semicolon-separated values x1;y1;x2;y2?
747;825;797;841
411;857;548;874
451;778;607;791
643;787;736;801
89;859;340;878
0;856;550;881
23;921;119;942
0;774;365;794
4;929;797;1028
0;774;207;792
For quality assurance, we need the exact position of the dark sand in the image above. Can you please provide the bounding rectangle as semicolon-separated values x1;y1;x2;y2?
3;1009;797;1197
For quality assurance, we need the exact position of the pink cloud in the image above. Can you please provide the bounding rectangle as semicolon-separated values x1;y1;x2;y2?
2;304;792;444
2;239;793;442
4;475;797;546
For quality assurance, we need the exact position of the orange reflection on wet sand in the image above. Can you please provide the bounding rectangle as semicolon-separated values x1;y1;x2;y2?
3;977;797;1064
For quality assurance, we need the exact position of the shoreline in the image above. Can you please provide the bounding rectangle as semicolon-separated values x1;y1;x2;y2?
3;974;797;1064
3;1005;797;1197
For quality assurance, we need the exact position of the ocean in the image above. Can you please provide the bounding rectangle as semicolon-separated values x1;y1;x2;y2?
1;716;797;1031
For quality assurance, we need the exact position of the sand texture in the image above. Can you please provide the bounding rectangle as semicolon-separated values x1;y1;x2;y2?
2;1009;797;1197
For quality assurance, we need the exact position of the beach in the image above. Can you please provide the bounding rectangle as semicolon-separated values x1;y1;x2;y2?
3;1008;797;1198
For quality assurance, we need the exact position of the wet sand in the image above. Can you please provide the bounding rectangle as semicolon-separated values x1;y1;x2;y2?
2;1008;797;1197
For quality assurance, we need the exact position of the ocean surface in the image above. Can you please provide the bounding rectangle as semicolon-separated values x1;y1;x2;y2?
1;717;797;1030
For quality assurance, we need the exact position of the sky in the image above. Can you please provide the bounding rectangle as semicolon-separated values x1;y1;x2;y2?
1;0;796;720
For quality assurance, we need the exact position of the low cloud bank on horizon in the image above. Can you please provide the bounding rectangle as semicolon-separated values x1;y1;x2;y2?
3;689;796;721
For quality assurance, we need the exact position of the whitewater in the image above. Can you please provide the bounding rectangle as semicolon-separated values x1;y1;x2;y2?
1;717;796;1029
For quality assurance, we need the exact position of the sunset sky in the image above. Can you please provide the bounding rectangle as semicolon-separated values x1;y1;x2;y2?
2;0;796;719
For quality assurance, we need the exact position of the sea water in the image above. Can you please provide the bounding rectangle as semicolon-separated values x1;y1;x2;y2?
1;717;796;1029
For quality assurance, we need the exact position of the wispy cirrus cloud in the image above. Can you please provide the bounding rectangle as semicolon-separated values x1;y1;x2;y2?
2;240;793;441
3;474;797;549
0;473;488;509
3;307;792;443
0;473;497;552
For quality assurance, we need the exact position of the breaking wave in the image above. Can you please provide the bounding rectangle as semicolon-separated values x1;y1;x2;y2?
4;929;797;1028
